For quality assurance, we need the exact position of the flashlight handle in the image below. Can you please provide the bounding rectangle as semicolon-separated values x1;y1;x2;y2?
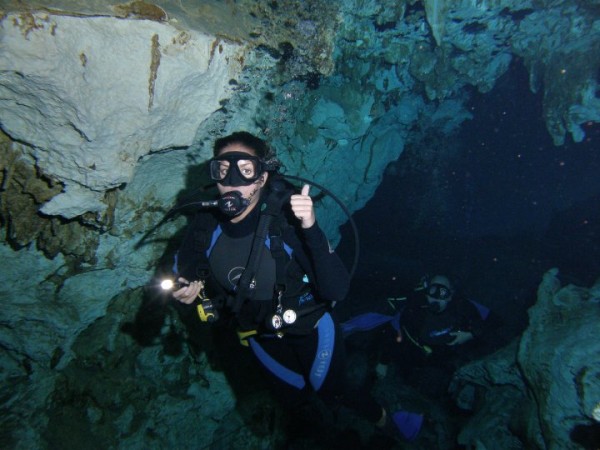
173;281;190;289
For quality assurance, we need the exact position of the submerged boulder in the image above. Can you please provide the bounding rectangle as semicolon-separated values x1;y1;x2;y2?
451;269;600;449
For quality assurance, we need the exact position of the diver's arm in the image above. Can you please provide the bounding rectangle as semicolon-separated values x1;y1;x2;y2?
173;213;205;281
447;330;474;346
467;302;487;338
292;221;350;304
288;184;349;303
171;213;212;303
447;299;483;345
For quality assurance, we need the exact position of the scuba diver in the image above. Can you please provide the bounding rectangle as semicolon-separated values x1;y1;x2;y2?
166;131;423;443
343;274;489;395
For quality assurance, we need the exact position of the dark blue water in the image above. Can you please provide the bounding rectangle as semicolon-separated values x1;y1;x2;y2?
338;59;600;347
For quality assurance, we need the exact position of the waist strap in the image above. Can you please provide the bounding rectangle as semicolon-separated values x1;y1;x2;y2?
248;312;336;391
237;329;258;347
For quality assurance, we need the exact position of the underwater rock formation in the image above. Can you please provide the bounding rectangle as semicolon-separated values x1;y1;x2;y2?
1;2;598;220
518;269;600;449
0;12;247;218
0;1;599;448
451;269;600;449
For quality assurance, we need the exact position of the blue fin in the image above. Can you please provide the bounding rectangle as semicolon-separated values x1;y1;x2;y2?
469;299;491;320
340;312;396;335
392;410;424;441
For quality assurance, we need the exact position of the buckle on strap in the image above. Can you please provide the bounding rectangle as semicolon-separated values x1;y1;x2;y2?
237;329;258;347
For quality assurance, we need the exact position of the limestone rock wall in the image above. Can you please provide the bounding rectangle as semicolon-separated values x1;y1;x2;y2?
0;2;599;448
518;269;600;449
0;12;247;218
451;270;600;449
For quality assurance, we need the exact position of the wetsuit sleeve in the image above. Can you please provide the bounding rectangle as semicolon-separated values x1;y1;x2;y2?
173;213;211;281
286;221;350;304
458;299;487;338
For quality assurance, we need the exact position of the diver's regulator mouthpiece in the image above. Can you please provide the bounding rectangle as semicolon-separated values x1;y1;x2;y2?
186;191;249;217
217;191;250;217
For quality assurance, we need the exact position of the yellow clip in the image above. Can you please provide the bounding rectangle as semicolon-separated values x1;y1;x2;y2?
196;303;214;322
237;329;258;347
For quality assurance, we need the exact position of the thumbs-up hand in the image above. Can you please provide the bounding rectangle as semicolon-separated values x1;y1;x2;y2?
290;184;316;229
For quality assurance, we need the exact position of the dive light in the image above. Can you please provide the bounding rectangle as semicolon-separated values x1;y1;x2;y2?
160;279;189;291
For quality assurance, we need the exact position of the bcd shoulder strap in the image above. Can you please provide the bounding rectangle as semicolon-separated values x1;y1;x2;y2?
232;181;294;313
268;213;292;294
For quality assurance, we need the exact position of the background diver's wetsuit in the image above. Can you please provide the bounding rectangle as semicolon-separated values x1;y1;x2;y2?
400;292;485;351
380;290;486;396
175;193;382;423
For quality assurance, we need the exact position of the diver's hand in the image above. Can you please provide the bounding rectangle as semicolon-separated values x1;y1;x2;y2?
172;278;203;304
375;363;388;380
290;184;316;229
448;330;473;346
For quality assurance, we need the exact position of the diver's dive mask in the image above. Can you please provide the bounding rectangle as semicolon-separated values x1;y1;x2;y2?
209;152;267;187
425;283;452;313
426;283;452;301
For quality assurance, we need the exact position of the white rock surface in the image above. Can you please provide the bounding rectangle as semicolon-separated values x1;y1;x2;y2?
0;13;247;218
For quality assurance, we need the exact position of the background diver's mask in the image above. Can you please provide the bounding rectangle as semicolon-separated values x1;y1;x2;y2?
426;283;452;301
209;152;269;187
425;283;452;313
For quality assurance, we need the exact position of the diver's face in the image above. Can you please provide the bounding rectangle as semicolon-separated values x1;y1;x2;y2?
426;296;451;313
425;281;453;313
216;144;268;220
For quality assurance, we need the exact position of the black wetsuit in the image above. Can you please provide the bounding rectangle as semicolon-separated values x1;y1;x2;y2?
175;193;382;422
381;292;486;395
401;293;485;350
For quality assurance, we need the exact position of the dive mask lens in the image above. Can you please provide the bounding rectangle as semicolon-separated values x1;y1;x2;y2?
427;283;452;301
209;152;263;186
209;159;230;182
